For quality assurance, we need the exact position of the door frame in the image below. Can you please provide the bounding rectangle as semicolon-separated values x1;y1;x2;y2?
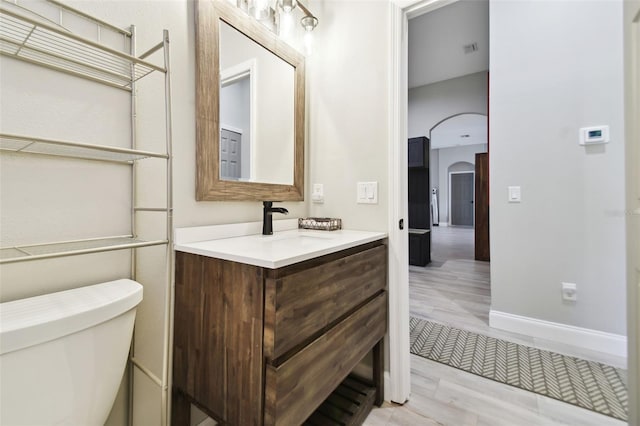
387;0;462;404
448;170;475;227
625;2;640;423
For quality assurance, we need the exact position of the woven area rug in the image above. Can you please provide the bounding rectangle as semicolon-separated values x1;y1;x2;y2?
409;317;628;421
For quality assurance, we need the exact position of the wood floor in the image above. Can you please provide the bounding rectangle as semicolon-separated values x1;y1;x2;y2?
364;226;627;426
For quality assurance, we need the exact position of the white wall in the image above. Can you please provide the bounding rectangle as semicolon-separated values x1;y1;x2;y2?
307;0;390;231
408;70;487;138
489;0;627;336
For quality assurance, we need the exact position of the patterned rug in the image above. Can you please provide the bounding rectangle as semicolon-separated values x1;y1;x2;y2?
409;317;628;421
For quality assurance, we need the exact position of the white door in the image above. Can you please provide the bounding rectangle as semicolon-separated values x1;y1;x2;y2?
450;172;474;226
625;2;640;424
220;129;242;180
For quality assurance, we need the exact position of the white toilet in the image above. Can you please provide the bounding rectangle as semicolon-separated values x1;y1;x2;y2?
0;279;143;425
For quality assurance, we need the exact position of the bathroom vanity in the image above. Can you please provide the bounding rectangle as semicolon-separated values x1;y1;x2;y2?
172;223;387;425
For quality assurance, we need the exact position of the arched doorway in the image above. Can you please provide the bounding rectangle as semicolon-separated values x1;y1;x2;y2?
426;113;488;263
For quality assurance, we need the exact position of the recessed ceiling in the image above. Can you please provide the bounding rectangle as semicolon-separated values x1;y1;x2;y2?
408;0;489;89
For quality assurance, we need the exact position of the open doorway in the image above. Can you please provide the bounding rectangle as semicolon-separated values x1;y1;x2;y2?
426;113;488;264
381;0;632;422
406;0;490;266
405;0;495;397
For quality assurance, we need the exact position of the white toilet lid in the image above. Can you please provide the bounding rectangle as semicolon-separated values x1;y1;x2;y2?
0;279;142;355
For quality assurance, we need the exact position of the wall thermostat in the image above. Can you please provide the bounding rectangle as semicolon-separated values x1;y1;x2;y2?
579;125;609;145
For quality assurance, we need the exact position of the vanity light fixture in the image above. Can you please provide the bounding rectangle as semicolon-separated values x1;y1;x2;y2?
290;0;318;34
284;0;318;55
256;0;319;34
236;0;318;52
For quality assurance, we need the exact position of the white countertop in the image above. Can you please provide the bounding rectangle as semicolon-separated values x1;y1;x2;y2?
174;223;387;269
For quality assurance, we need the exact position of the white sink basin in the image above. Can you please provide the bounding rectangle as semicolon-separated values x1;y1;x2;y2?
175;228;386;269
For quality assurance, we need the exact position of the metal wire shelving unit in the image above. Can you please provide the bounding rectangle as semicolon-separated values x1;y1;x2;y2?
0;6;163;90
0;1;174;424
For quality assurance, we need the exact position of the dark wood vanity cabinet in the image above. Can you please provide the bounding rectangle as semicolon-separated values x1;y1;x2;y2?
172;241;388;426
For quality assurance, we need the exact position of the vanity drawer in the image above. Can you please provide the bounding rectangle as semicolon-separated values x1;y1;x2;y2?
263;292;387;426
263;244;387;360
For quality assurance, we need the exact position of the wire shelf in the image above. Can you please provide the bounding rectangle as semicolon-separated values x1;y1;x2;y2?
0;133;169;163
0;236;169;264
0;6;165;90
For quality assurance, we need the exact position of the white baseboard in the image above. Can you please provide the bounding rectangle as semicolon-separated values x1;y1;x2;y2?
489;310;627;360
438;222;449;227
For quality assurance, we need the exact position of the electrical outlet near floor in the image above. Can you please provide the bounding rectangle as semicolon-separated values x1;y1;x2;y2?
561;282;577;302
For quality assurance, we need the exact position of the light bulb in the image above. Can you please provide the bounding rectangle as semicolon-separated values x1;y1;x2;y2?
278;12;293;39
280;0;297;13
253;0;268;19
300;15;318;32
304;30;313;56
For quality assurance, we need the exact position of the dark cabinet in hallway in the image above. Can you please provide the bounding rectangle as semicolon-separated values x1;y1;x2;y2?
409;229;431;266
408;136;431;265
408;136;429;168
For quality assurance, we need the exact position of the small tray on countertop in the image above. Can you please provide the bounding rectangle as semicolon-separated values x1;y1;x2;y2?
298;217;342;231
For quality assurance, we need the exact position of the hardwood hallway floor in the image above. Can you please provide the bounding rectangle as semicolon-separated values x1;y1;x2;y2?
364;226;626;426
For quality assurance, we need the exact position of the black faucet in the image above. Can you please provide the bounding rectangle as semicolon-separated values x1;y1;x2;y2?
262;201;289;235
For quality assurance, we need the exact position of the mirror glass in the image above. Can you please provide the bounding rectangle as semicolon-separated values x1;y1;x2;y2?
219;21;295;185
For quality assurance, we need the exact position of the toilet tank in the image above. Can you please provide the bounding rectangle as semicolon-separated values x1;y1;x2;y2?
0;279;143;425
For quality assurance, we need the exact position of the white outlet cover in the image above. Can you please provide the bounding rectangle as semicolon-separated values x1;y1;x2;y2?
561;282;577;302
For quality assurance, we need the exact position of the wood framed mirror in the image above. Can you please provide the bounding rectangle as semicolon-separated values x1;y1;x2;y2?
195;0;305;201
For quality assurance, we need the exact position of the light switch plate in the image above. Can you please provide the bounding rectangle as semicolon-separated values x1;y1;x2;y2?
508;186;521;203
357;181;378;204
312;183;324;204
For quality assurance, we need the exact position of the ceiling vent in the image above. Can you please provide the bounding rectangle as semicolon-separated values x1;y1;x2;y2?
463;42;478;54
